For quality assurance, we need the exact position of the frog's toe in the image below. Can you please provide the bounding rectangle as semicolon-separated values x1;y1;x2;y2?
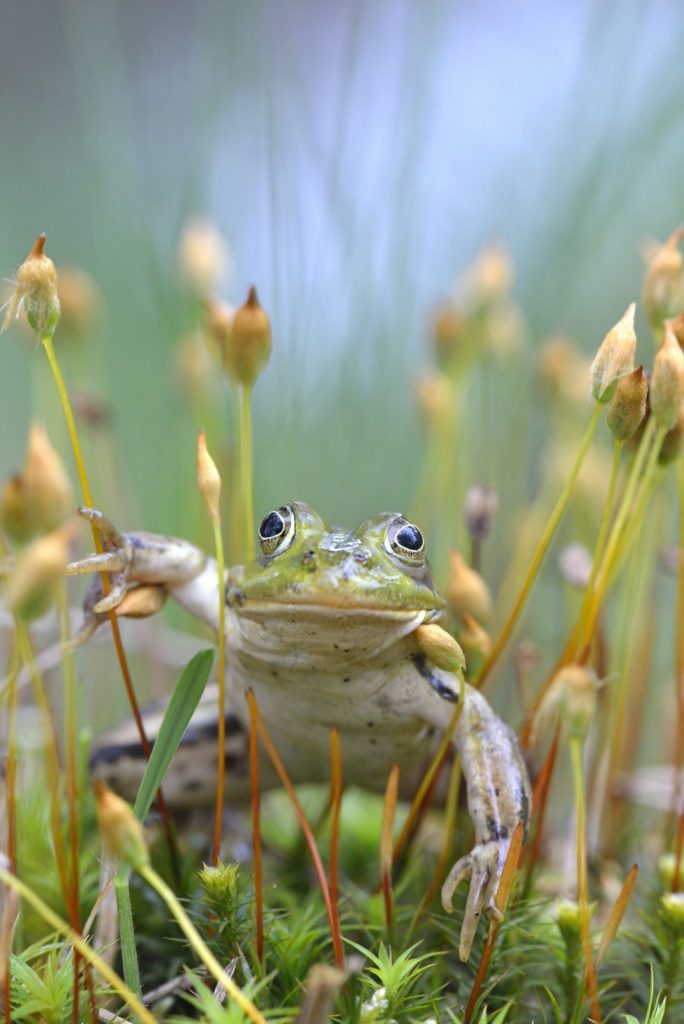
92;575;128;613
76;506;125;548
441;853;471;914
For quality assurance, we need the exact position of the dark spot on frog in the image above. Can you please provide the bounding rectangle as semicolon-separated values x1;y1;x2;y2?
367;721;375;728
412;653;459;703
271;669;279;678
225;752;247;774
301;550;317;571
486;816;509;842
370;738;378;746
333;642;339;650
226;584;245;607
185;778;205;792
343;676;351;683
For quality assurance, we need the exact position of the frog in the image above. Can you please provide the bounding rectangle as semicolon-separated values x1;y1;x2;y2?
67;500;531;962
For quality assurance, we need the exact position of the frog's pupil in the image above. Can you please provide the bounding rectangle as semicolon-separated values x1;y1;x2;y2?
396;524;423;551
260;511;284;539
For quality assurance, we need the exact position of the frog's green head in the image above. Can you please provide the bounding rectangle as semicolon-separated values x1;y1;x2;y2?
231;500;444;615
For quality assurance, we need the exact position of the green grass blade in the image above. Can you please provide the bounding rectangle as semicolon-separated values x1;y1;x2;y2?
133;648;215;821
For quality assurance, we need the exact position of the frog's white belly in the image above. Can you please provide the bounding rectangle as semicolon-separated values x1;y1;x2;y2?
92;603;453;807
226;603;444;792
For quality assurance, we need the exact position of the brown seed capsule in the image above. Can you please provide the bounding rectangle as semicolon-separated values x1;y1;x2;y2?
94;780;149;870
531;663;597;744
606;365;648;441
24;423;74;534
0;474;33;543
446;549;492;624
202;297;233;365
115;585;167;619
7;524;73;620
658;403;684;465
197;430;221;524
430;302;466;370
464;484;498;543
223;287;271;388
414;623;466;675
2;235;61;337
414;372;454;430
643;228;684;327
650;321;684;430
589;303;637;403
56;266;102;340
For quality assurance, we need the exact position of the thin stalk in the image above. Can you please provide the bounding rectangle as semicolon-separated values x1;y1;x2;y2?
57;582;98;1024
329;729;343;949
240;384;255;560
673;459;684;872
247;691;344;968
1;647;18;1024
114;870;142;1001
521;419;659;748
577;421;663;656
0;865;156;1024
210;517;227;866
566;440;622;662
138;863;268;1024
380;765;400;936
40;333;179;875
16;621;70;903
476;402;603;690
597;864;638;964
522;724;560;897
247;692;263;963
569;735;601;1023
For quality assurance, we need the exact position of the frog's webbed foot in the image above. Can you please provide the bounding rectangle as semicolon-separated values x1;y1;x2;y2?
67;506;202;616
441;840;506;961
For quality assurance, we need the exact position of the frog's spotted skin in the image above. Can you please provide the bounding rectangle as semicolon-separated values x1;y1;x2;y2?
70;500;531;962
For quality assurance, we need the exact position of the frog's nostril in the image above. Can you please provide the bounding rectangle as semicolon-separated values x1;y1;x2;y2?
301;550;317;572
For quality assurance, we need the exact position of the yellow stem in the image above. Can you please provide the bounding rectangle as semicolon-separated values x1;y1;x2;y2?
240;384;255;561
41;335;94;506
476;402;603;689
139;864;268;1024
569;735;601;1023
211;517;227;866
568;440;622;661
0;865;155;1024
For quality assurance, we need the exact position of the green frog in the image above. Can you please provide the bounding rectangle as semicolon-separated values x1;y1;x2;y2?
67;500;530;961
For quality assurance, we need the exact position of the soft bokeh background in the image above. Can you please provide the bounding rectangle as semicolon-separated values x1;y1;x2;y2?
2;1;683;716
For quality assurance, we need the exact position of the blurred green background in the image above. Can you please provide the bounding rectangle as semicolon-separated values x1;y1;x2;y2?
1;0;683;572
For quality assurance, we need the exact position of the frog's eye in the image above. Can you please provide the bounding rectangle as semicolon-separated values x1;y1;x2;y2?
384;518;425;564
258;505;295;557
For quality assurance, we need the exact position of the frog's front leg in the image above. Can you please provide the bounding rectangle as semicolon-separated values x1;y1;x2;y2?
66;506;222;632
415;674;530;961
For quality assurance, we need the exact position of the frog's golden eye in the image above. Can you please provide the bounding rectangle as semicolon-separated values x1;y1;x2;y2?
385;518;425;564
258;505;295;556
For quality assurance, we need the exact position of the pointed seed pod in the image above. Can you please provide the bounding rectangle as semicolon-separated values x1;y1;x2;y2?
56;266;102;340
0;474;33;543
446;549;492;624
2;235;60;337
177;218;231;297
414;372;453;430
414;623;466;675
431;302;466;370
643;228;684;327
589;303;637;403
197;430;221;524
8;524;73;620
116;585;167;619
24;423;74;534
202;297;233;365
224;286;271;387
94;780;149;870
661;893;684;936
606;365;648;441
650;321;684;430
531;664;597;745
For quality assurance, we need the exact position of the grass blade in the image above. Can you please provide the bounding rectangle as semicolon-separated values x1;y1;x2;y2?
133;648;215;821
